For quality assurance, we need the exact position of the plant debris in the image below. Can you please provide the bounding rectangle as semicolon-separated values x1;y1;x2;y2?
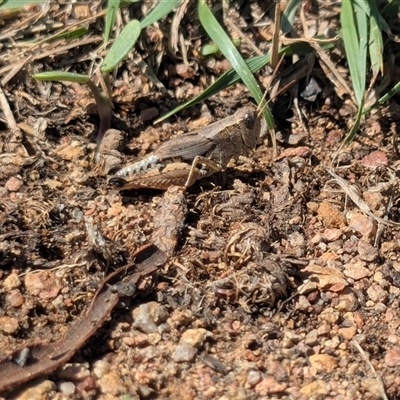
0;244;166;393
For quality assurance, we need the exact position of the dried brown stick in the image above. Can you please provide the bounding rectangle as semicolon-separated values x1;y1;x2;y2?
0;85;17;131
0;244;167;394
0;37;102;77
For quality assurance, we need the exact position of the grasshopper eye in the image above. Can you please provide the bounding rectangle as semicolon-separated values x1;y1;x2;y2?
108;177;128;188
244;113;256;130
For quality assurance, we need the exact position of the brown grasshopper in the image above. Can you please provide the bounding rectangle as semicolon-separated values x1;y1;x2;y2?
108;105;266;190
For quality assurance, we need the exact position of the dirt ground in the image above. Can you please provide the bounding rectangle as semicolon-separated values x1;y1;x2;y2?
1;1;400;399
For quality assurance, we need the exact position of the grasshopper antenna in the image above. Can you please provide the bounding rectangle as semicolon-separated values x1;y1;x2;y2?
256;55;285;154
257;54;286;118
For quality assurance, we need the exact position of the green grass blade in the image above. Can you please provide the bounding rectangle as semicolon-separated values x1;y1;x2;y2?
367;0;384;78
155;54;270;123
198;0;273;130
354;0;370;15
0;0;43;8
281;0;302;34
155;55;269;123
140;0;182;29
344;103;364;144
49;26;88;42
334;103;364;159
381;0;400;15
201;38;241;56
104;0;121;44
155;39;335;123
354;1;367;96
201;43;220;56
33;71;90;83
341;0;366;107
25;26;88;44
101;19;141;73
363;80;400;114
368;17;383;79
121;0;140;4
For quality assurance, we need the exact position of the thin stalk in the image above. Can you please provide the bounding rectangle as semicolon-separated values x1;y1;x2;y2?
86;79;112;161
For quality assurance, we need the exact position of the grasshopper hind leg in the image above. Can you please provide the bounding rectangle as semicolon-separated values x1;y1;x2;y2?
185;156;222;188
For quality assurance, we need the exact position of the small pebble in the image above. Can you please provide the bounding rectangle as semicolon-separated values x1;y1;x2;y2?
323;228;342;242
58;363;90;381
357;240;379;262
344;260;372;280
92;360;111;379
181;328;209;347
299;380;330;396
247;370;262;387
309;354;337;373
15;379;56;400
5;176;23;192
172;343;198;362
7;290;24;307
0;316;19;334
338;326;357;340
255;376;287;395
3;273;21;290
385;348;400;367
132;302;168;333
367;284;388;303
58;381;76;395
97;371;127;396
347;211;377;239
24;271;60;299
361;150;388;168
318;201;346;228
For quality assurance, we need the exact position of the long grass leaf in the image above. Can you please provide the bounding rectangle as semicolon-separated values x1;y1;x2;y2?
344;104;364;144
198;0;273;131
354;0;370;15
140;0;182;29
341;1;365;107
155;39;335;123
104;0;120;44
0;0;42;8
49;26;88;42
354;1;367;101
367;0;384;78
281;0;302;34
102;19;141;73
33;71;90;83
363;80;400;114
334;104;364;160
155;55;270;123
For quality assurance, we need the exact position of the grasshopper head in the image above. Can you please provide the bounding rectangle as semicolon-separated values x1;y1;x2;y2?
238;106;262;150
108;176;128;189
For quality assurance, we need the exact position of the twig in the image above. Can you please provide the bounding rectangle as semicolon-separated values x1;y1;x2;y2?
0;36;102;77
1;55;33;86
326;168;400;227
169;0;190;60
0;85;17;131
351;340;389;400
2;9;106;61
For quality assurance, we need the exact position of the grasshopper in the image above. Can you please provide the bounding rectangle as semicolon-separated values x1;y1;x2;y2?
108;105;265;190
